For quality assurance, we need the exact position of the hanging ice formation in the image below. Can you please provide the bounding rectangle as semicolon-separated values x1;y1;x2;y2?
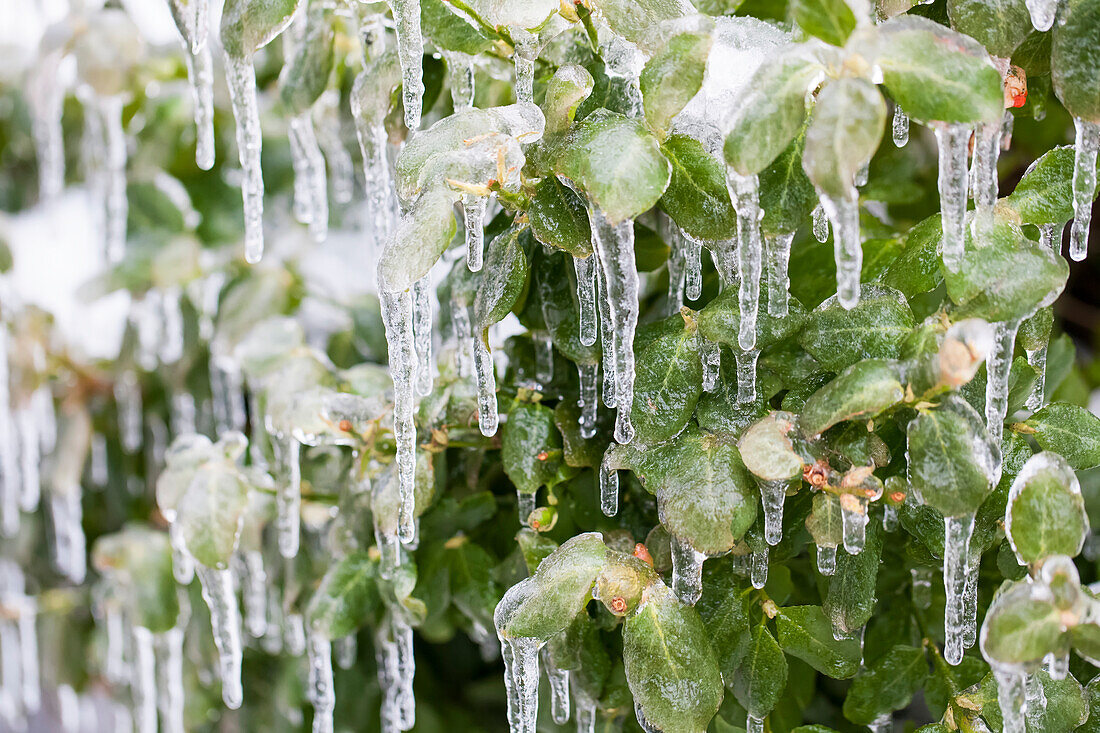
513;30;538;105
0;563;39;725
935;123;971;272
812;203;829;243
50;489;87;584
1070;118;1100;262
168;0;215;170
390;0;424;130
28;53;68;200
378;289;418;543
155;627;185;733
376;615;416;732
543;651;571;725
444;52;476;110
223;51;267;263
839;493;868;555
765;232;793;318
1025;0;1059;31
599;447;619;517
985;319;1021;449
132;626;158;733
288;111;330;243
817;544;837;575
275;436;302;558
970;119;1002;226
316;91;354;205
238;550;268;638
574;255;598;346
892;106;909;148
760;480;787;546
726;171;762;350
195;564;244;708
463;195;487;272
307;632;335;733
816;190;862;309
100;95;129;264
670;535;706;605
498;632;540;733
351;42;398;243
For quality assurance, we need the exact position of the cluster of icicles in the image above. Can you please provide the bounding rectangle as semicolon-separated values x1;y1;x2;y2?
15;0;1100;731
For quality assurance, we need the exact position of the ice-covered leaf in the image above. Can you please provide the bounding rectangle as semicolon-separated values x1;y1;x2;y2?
698;285;807;352
980;579;1066;666
799;359;905;437
641;32;712;137
306;551;381;639
660;135;737;241
175;464;252;569
792;0;857;46
278;3;334;114
542;64;595;135
738;411;806;481
502;402;567;495
453;0;558;31
623;582;724;733
696;560;753;681
776;605;862;679
220;0;302;58
606;428;757;555
1005;452;1088;564
590;0;697;51
906;399;995;518
1052;0;1100;123
732;621;788;719
1019;402;1100;470
550;109;671;224
377;187;459;292
474;227;529;334
842;645;928;725
802;77;886;200
528;177;592;257
944;214;1068;324
798;284;914;372
824;519;884;635
1005;146;1085;226
806;492;844;548
496;533;608;640
946;0;1032;58
91;526;181;634
630;313;703;444
724;53;823;176
422;0;494;55
861;16;1004;125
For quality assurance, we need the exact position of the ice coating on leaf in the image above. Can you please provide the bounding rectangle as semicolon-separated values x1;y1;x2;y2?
1026;0;1058;31
1005;451;1088;565
1070;118;1099;261
351;50;401;242
195;564;244;709
935;123;971;272
223;54;265;262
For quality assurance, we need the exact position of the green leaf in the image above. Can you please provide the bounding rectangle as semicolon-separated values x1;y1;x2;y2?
842;645;928;725
698;286;807;352
640;32;712;136
799;359;906;437
475;227;529;335
776;605;862;679
278;3;334;114
528;177;593;257
220;0;301;58
306;551;381;639
806;492;843;549
803;77;886;200
738;411;806;481
1005;452;1088;564
447;538;500;635
723;54;824;176
881;214;944;298
1005;147;1081;225
550;109;671;223
758;132;819;236
696;559;753;681
798;284;915;372
377;186;459;292
606;428;757;554
535;251;600;365
906;398;995;517
630;313;703;444
792;0;857;46
979;579;1066;666
1052;0;1100;123
592;0;697;51
943;215;1069;323
502;402;566;495
946;0;1032;58
732;622;788;718
497;533;608;640
623;582;724;733
91;526;182;634
542;64;596;135
864;15;1004;124
660;135;738;241
824;519;884;635
1020;402;1100;470
422;0;494;55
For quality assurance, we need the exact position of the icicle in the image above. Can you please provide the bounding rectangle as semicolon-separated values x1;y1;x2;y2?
883;504;899;532
100;95;128;263
911;566;933;609
380;289;418;543
599;447;618;517
307;632;335;733
0;331;18;538
574;255;598;347
986;320;1020;448
513;31;537;105
534;332;554;386
500;636;540;733
578;362;598;439
335;634;357;670
155;628;185;733
542;650;571;725
451;298;475;379
463;195;487;272
840;494;869;555
700;335;720;393
934;123;971;273
962;556;979;649
1048;652;1069;680
275;437;302;558
727;172;763;349
287;111;329;243
596;267;617;409
868;713;892;733
391;0;425;129
1025;342;1048;411
765;232;793;318
970;121;1001;225
16;409;40;513
943;513;975;665
993;667;1028;733
1024;672;1047;729
760;480;787;546
285;612;307;657
50;490;86;583
670;536;706;605
1025;0;1058;31
817;193;862;309
892;106;909;148
817;544;837;576
735;348;759;404
665;224;687;315
0;616;18;726
240;550;267;638
586;205;638;443
574;690;596;733
169;523;195;585
812;204;829;243
855;162;870;188
315;93;354;205
474;336;499;437
750;546;768;589
30;63;66;200
413;277;434;397
517;492;536;525
16;598;38;715
377;616;416;731
745;715;764;733
1070;118;1100;261
184;37;215;170
195;564;244;709
132;626;158;733
104;605;127;685
685;235;702;301
223;54;265;263
444;52;476;110
353;111;395;240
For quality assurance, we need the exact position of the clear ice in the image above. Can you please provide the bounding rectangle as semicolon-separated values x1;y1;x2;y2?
760;479;787;546
224;54;266;263
727;171;762;349
892;106;909;148
935;123;971;273
307;632;335;733
1025;0;1058;31
196;564;244;708
287;111;329;243
670;535;706;605
765;232;793;318
943;513;975;666
379;288;419;542
1070;118;1099;262
818;193;862;309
